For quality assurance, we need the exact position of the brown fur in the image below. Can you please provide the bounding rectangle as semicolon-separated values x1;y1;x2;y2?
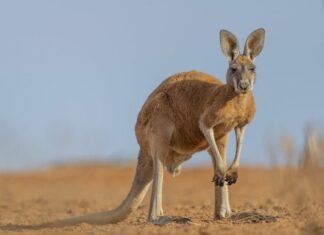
136;70;256;166
48;28;265;226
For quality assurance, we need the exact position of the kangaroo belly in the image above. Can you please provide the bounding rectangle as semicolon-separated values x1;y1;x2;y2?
165;150;192;177
169;125;209;155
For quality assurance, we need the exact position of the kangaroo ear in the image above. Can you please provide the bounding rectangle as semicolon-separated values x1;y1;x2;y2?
244;28;265;61
220;29;240;61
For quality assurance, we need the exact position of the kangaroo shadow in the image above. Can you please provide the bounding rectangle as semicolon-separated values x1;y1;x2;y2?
229;211;279;224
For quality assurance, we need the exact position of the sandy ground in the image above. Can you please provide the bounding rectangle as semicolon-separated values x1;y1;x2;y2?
0;164;323;235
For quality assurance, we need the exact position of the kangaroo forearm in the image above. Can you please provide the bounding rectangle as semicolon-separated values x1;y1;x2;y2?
230;126;246;168
199;121;226;172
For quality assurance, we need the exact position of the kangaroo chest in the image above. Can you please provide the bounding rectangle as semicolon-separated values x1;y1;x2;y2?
207;94;255;139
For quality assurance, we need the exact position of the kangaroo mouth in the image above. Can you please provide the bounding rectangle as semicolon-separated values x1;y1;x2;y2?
236;81;251;94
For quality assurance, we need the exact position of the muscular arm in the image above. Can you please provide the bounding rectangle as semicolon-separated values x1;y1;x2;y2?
232;126;246;168
226;125;246;185
199;121;227;186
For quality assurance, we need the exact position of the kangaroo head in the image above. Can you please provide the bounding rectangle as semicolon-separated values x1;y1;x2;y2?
220;28;265;94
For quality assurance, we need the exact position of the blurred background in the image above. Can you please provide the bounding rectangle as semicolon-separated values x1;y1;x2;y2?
0;0;323;170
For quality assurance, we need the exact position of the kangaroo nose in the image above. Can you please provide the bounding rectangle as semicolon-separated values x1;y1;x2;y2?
239;81;249;91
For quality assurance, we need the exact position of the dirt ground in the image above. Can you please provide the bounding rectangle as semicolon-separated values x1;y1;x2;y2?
0;164;323;235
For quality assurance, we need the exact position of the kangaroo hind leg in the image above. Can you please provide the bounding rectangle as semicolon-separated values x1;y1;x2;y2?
147;119;174;223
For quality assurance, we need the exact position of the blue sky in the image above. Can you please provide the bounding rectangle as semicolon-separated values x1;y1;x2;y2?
0;1;323;169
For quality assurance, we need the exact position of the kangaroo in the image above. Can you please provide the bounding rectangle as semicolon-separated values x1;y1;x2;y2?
50;28;265;226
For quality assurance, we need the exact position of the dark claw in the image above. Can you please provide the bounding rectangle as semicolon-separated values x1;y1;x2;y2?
212;175;217;182
217;177;224;187
212;173;226;187
225;170;238;186
227;176;233;185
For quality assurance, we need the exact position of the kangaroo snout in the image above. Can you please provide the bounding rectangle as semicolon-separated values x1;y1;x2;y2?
238;80;250;92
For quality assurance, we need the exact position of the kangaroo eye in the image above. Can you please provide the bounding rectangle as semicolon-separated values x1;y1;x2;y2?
249;66;256;71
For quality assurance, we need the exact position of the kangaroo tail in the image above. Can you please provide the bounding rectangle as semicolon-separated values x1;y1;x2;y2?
48;150;153;227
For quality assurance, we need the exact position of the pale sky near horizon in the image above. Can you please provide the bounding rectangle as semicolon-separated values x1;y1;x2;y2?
0;1;323;170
